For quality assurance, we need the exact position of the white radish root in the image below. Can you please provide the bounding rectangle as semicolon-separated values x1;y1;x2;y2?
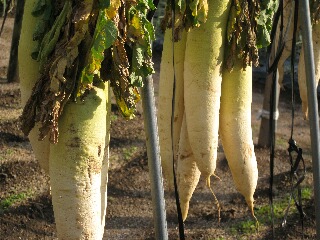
184;0;231;183
277;0;295;87
177;113;201;221
49;82;110;239
219;63;258;218
18;0;50;173
298;21;320;120
158;29;187;188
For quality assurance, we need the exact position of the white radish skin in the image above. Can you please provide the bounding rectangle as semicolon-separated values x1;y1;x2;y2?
184;0;230;180
298;21;320;120
277;0;295;87
19;0;50;173
100;85;111;235
177;113;201;221
49;83;110;240
219;63;258;216
277;44;292;88
158;29;187;188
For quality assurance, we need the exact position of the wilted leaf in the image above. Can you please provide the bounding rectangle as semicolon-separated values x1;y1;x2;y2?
79;11;118;94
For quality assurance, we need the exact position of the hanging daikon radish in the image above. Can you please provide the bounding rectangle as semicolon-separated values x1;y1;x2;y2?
219;62;258;218
176;113;201;221
184;0;231;183
158;29;187;188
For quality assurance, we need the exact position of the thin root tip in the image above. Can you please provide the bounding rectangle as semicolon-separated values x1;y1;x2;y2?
246;199;259;230
206;177;211;187
213;174;221;181
245;198;256;218
205;178;220;222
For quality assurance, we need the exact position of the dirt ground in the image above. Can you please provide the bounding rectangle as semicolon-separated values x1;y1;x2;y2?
0;17;318;239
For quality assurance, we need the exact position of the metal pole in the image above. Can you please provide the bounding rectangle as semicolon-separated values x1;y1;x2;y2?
141;75;168;240
299;0;320;237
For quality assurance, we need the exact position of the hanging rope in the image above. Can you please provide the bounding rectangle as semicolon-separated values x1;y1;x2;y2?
268;0;285;75
282;138;306;228
268;0;306;237
267;0;285;236
281;0;306;234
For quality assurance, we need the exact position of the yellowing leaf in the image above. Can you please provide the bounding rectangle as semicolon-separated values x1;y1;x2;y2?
116;96;136;119
190;0;199;17
131;15;141;30
106;0;121;19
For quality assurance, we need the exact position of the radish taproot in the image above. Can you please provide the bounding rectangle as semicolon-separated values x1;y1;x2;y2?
184;0;231;182
276;0;320;120
177;113;201;221
219;62;258;217
18;0;50;173
20;7;112;237
49;83;110;239
277;0;295;87
18;0;155;239
158;29;187;188
298;20;320;120
157;0;274;222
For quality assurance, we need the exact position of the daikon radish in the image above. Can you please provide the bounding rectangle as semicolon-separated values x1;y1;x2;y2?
277;0;295;87
219;62;258;218
49;82;110;239
298;21;320;120
184;0;231;182
177;113;201;221
158;29;187;188
18;0;50;173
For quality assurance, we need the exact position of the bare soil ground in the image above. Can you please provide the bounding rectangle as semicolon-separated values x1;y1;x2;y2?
0;17;317;239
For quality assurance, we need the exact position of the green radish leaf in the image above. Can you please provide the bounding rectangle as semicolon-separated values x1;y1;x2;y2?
36;1;72;71
137;0;155;11
99;0;110;9
132;46;144;68
31;0;54;59
189;0;199;16
23;0;157;140
161;0;208;40
108;0;155;119
177;0;186;11
31;0;47;17
78;10;118;94
130;44;153;87
256;0;278;49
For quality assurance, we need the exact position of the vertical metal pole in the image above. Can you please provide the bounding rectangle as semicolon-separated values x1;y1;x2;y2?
141;75;168;240
299;0;320;237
